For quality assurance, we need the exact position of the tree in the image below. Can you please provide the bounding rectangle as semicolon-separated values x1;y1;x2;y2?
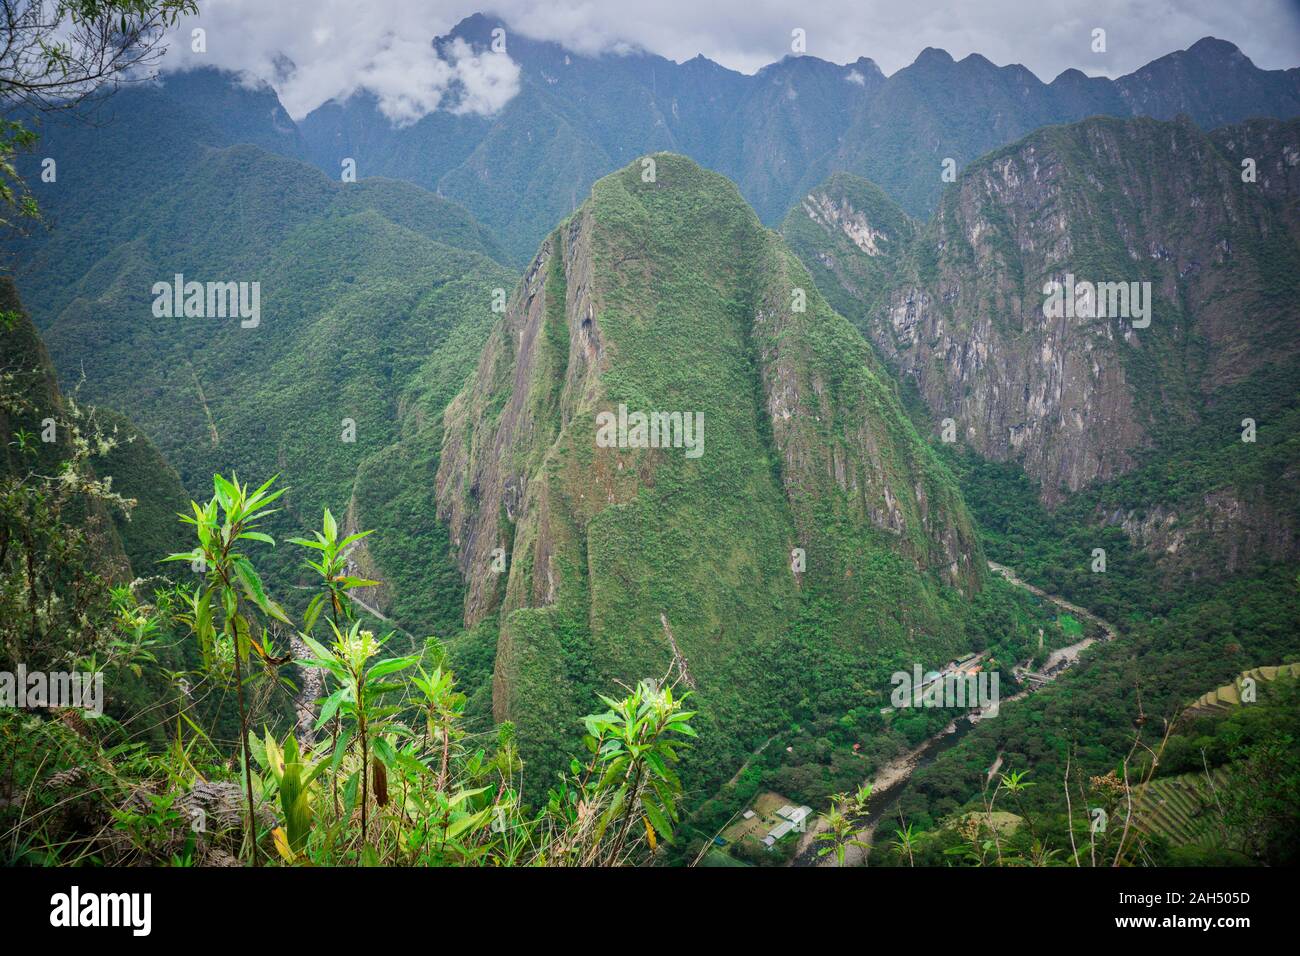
1223;735;1300;865
1;0;197;230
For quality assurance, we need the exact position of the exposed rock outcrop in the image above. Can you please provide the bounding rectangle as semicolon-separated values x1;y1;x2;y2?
436;154;986;775
785;115;1300;577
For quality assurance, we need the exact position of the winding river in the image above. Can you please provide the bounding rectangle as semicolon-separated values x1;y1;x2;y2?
788;561;1118;867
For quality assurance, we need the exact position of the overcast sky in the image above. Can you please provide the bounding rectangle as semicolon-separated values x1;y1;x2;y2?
159;0;1300;121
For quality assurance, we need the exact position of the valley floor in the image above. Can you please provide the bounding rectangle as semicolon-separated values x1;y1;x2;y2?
788;560;1119;867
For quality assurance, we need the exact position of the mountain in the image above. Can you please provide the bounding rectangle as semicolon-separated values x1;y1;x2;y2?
784;115;1300;582
433;153;991;780
780;171;917;326
780;113;1300;855
12;78;504;314
9;82;515;637
826;38;1300;221
1;278;185;583
149;67;307;159
299;14;878;261
0;278;130;581
1116;37;1300;127
295;14;1300;262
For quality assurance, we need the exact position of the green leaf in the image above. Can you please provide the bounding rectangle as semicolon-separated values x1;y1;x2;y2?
287;536;327;551
337;576;380;589
640;795;674;844
231;556;291;624
231;614;251;664
338;530;374;549
299;633;333;663
342;770;359;816
160;549;201;564
446;806;493;841
213;474;237;511
368;655;419;680
304;593;326;633
315;689;348;730
446;786;490;808
231;555;267;604
329;728;353;776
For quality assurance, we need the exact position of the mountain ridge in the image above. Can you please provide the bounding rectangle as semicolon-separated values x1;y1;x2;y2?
783;113;1300;582
285;16;1300;260
434;152;990;779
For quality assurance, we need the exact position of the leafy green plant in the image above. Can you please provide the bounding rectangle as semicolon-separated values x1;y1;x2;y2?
542;678;696;865
289;508;377;633
297;622;418;846
5;478;699;868
815;783;871;866
165;473;290;860
257;731;323;861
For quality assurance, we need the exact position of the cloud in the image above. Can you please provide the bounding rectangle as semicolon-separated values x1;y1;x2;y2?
498;0;1300;78
161;0;519;122
157;0;1300;122
353;37;519;124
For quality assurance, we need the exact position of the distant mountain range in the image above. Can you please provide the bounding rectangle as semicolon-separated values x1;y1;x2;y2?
292;14;1300;260
25;14;1293;266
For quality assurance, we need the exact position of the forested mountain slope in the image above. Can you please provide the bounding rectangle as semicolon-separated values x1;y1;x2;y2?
8;86;515;637
434;154;992;781
785;115;1300;583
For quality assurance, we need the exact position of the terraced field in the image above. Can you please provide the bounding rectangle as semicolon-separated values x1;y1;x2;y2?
1134;769;1231;849
1185;664;1300;718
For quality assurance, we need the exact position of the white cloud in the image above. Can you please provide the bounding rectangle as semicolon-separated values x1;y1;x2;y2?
161;0;519;122
157;0;1300;122
350;36;518;125
526;0;1300;78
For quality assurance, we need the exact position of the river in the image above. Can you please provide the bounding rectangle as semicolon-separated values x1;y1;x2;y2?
788;560;1117;867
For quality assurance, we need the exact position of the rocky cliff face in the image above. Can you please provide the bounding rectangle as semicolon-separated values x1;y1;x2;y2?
435;213;602;630
436;154;985;775
785;115;1300;576
1099;474;1300;581
793;116;1300;504
780;172;917;329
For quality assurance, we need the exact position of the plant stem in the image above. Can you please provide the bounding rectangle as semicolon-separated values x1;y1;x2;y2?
232;625;257;865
